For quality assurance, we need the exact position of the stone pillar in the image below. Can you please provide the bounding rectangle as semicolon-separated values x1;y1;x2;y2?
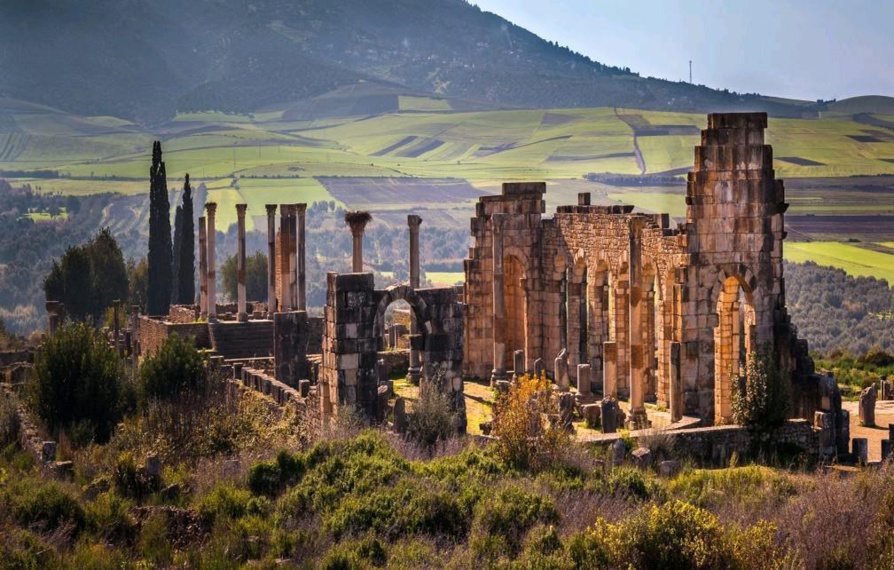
603;341;617;398
236;203;248;322
512;350;526;380
279;205;292;311
46;301;61;339
296;203;307;311
491;213;507;383
577;363;592;394
669;342;683;422
627;245;649;429
265;204;277;315
347;213;371;273
287;205;298;309
198;217;207;317
407;214;423;384
205;202;217;321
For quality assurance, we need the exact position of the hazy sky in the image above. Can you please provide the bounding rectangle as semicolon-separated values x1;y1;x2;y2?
473;0;893;101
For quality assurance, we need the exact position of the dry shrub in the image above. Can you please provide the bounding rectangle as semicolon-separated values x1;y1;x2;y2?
491;373;571;471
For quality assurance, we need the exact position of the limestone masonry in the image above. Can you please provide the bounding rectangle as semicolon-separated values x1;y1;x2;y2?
131;112;838;439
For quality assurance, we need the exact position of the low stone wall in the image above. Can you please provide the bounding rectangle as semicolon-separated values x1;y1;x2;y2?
238;366;321;435
378;350;410;377
583;419;820;464
138;316;211;357
168;305;198;324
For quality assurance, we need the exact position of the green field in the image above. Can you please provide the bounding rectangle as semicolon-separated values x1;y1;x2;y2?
784;242;894;284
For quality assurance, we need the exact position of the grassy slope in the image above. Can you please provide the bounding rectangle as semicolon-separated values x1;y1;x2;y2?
784;242;894;284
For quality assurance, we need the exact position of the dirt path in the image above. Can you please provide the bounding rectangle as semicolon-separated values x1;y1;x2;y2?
842;400;894;461
614;108;646;175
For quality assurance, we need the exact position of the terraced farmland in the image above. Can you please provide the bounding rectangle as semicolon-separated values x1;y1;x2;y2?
784;242;894;285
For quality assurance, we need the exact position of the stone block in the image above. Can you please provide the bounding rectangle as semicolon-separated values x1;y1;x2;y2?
612;438;626;465
40;441;57;463
631;447;651;469
882;440;893;461
852;437;868;465
601;398;620;434
577;364;592;395
581;403;601;429
394;397;407;433
658;460;681;478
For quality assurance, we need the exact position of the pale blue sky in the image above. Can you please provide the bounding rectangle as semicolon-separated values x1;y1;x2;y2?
472;0;893;101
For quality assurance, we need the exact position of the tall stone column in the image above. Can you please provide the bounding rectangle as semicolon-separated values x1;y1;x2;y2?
407;214;423;384
491;213;507;383
346;212;371;273
198;216;208;318
627;231;649;429
287;205;298;309
236;203;248;322
265;204;277;315
295;203;307;311
205;202;217;321
279;205;292;311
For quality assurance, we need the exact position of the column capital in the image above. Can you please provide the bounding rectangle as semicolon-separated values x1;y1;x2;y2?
407;214;423;230
265;203;277;216
294;202;307;215
205;202;217;216
236;203;248;217
345;211;372;237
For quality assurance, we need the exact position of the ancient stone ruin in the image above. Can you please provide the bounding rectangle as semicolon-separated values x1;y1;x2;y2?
127;112;841;445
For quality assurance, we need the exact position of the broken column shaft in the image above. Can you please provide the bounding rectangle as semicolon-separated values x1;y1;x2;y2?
236;203;248;322
345;212;371;273
279;205;292;311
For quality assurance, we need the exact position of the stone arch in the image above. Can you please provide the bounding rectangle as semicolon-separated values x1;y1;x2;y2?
713;273;756;424
373;284;431;340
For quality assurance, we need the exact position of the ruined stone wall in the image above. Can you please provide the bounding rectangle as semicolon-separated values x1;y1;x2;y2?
138;316;210;357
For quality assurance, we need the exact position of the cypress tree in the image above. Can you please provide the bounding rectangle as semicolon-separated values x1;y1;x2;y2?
172;204;183;303
147;141;173;315
177;174;196;304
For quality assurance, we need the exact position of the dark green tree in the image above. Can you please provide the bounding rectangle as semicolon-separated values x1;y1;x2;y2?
43;229;128;325
127;257;149;314
33;322;123;443
172;204;183;304
221;251;267;302
147;141;173;315
140;333;207;401
177;174;195;304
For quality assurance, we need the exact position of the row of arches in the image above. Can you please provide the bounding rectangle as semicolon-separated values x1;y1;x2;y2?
497;252;757;424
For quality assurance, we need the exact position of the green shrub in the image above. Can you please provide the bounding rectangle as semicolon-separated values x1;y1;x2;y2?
139;333;206;401
0;528;59;569
405;384;455;449
199;484;270;523
470;485;559;559
732;344;791;433
566;529;611;570
9;480;86;535
0;393;20;447
321;536;387;569
247;450;306;497
85;492;136;544
112;451;157;501
33;322;123;443
607;466;659;500
138;511;172;566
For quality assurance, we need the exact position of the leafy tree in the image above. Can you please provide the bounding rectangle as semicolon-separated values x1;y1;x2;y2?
221;251;267;302
33;322;123;443
147;141;172;315
171;204;183;304
127;257;149;314
732;344;792;433
177;174;196;304
139;333;207;401
43;229;128;324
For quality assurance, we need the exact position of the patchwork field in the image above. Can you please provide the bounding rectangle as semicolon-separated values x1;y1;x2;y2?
784;242;894;284
2;93;894;281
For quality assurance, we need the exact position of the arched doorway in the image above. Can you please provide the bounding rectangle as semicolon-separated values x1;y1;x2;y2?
504;255;527;369
714;275;755;424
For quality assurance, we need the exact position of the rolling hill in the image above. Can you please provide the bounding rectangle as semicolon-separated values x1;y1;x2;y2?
0;0;818;123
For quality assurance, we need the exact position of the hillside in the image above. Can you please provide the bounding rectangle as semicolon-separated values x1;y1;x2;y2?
0;0;815;122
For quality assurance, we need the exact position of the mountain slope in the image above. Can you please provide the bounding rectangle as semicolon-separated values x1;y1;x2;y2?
0;0;813;122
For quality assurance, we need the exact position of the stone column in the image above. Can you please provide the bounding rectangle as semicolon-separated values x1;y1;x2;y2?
198;216;208;318
407;214;423;384
627;234;649;429
205;202;217;321
603;341;617;398
265;204;277;315
347;213;371;273
287;205;298;309
46;301;61;339
236;203;248;322
491;213;507;383
279;205;292;311
296;203;307;311
669;342;683;422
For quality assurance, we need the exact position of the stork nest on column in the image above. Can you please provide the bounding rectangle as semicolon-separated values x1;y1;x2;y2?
344;211;372;226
